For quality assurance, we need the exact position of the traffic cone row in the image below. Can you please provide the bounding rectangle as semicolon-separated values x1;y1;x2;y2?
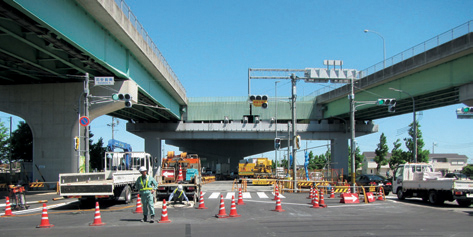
237;188;246;205
90;202;106;226
158;199;171;223
133;194;143;213
37;203;54;228
308;186;313;199
197;191;208;209
1;197;15;217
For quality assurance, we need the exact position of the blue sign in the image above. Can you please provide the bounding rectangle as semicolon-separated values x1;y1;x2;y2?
79;116;90;126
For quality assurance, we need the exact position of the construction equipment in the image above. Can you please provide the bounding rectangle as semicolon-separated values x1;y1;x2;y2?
238;158;273;180
156;151;202;202
59;152;153;205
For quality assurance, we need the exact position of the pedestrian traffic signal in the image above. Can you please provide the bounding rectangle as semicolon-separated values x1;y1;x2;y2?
274;138;281;150
112;93;132;108
388;105;395;113
74;136;80;151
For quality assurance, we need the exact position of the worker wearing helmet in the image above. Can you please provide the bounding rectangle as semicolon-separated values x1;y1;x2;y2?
168;184;190;206
135;166;158;223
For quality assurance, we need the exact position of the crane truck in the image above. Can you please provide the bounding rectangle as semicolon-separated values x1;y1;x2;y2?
59;150;154;205
393;163;473;207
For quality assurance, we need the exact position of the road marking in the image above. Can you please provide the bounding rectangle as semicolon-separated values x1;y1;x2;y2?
257;192;269;198
272;192;285;198
0;201;78;216
208;192;220;199
242;192;251;199
225;192;235;199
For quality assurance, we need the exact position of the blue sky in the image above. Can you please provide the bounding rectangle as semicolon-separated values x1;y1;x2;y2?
2;0;473;164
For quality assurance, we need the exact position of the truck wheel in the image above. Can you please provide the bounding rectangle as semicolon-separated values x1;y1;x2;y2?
428;191;444;205
396;188;405;200
124;185;132;204
456;199;472;207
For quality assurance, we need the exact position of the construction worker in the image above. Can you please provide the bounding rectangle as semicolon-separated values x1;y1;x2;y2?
169;184;190;206
135;166;158;223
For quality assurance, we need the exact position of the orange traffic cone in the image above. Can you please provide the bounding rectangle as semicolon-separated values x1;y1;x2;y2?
377;187;385;201
320;190;327;208
89;202;106;226
177;165;184;182
273;185;280;201
36;203;54;228
272;196;285;212
330;187;335;198
133;194;143;213
307;186;313;199
311;189;321;208
215;195;228;218
237;188;246;205
228;195;241;218
158;199;172;223
1;197;15;217
197;191;208;209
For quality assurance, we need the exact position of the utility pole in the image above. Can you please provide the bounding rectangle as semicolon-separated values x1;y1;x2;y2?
349;77;356;192
84;73;90;173
108;117;119;141
9;116;12;184
290;74;298;192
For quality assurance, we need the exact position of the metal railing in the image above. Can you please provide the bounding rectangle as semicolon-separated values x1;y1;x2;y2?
311;20;473;98
113;0;186;95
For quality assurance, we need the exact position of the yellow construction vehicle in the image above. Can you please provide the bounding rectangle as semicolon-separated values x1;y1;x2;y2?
238;158;272;180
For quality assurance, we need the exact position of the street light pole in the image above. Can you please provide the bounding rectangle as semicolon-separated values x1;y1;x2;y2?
290;74;297;192
390;88;417;162
349;78;356;192
364;29;386;69
275;81;280;175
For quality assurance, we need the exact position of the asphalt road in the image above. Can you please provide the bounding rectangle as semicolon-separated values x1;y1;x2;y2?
1;182;472;237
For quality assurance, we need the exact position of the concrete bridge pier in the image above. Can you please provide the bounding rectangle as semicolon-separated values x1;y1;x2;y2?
0;80;137;182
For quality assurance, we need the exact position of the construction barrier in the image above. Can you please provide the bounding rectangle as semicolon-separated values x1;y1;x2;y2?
202;176;216;183
231;179;247;192
252;179;276;186
0;183;7;190
29;182;45;188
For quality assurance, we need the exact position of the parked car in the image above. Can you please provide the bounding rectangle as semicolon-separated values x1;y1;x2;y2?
445;173;470;180
356;174;392;195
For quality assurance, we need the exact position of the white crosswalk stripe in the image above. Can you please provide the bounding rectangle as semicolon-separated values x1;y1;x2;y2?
205;191;285;199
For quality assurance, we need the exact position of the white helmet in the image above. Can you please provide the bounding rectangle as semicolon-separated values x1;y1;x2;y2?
177;185;183;191
139;166;147;172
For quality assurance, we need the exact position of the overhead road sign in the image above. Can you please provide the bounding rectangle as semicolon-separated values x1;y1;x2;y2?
94;76;114;86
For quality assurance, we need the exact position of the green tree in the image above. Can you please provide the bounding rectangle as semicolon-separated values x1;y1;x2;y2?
10;121;33;162
89;132;106;171
348;144;364;173
404;121;429;163
389;139;408;170
461;164;473;178
309;151;327;170
374;133;389;175
0;121;9;164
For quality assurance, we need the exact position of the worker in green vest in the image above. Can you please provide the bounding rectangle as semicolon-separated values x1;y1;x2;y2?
135;166;158;223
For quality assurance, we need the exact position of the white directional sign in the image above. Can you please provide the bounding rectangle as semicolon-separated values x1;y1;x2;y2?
94;76;115;86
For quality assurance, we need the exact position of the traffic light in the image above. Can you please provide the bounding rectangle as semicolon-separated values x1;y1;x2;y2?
112;93;132;108
376;98;396;113
74;136;80;151
249;95;268;109
461;107;473;113
274;138;281;150
376;98;396;106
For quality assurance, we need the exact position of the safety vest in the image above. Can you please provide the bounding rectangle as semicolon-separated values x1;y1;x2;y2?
173;188;183;198
139;175;153;191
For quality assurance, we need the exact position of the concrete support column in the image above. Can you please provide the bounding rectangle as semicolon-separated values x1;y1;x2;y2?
0;80;137;182
459;82;473;106
145;136;162;175
330;137;349;177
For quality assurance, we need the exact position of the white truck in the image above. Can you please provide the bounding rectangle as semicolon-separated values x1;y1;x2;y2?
392;163;473;207
59;152;155;205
